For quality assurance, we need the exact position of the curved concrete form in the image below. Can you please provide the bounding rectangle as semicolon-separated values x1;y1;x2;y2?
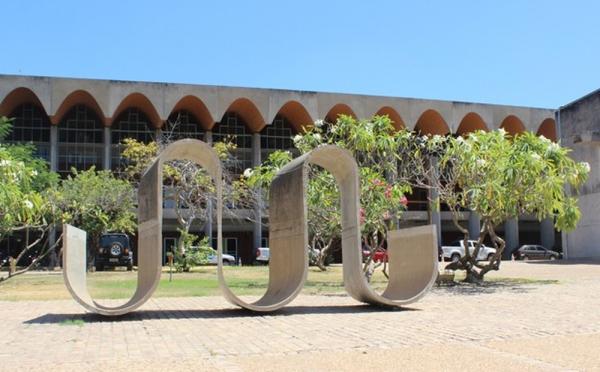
63;139;223;316
218;145;439;311
64;141;437;315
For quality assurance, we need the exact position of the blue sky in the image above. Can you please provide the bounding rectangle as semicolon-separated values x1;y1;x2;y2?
1;0;599;108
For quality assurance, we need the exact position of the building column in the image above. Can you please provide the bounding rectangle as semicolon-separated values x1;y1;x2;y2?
540;217;555;249
103;126;111;170
504;218;519;259
428;158;442;245
204;131;213;240
252;132;262;257
468;212;481;240
50;125;58;172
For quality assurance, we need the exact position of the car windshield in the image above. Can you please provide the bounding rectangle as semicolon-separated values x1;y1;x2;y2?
99;235;128;247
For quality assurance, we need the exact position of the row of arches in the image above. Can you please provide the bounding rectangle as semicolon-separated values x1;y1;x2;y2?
0;87;557;141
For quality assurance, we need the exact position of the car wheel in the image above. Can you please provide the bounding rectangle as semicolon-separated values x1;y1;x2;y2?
127;263;133;271
523;255;529;261
96;265;104;272
451;254;461;263
549;255;556;261
223;259;233;266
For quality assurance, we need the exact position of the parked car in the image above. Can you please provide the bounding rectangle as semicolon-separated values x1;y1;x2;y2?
256;247;270;263
206;249;236;265
513;245;561;261
441;239;496;262
96;233;133;271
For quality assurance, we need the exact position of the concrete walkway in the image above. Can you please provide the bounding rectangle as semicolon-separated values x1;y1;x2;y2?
1;261;600;371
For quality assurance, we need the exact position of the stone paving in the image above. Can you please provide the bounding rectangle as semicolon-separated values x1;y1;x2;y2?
1;261;600;371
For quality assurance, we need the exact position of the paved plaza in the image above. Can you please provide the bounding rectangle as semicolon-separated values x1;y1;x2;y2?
1;261;600;371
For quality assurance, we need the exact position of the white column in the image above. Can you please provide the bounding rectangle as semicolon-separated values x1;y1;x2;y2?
204;131;213;240
429;157;442;245
504;218;519;259
468;212;481;240
540;218;555;249
252;132;262;257
103;126;111;170
50;125;58;172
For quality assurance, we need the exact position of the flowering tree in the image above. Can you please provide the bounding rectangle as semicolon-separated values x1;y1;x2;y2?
0;117;59;281
120;122;251;268
244;115;409;275
430;130;589;282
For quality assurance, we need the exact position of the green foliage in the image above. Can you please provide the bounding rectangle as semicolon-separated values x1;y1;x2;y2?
441;130;588;231
244;115;410;270
174;234;212;273
0;116;13;140
0;117;57;240
49;167;137;242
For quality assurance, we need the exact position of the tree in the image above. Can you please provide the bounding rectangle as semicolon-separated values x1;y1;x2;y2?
0;116;60;282
244;115;409;276
120;122;248;270
426;130;588;282
48;167;137;269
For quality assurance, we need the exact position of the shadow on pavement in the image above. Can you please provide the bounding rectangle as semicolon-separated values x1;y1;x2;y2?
523;259;600;266
24;304;419;324
432;278;555;296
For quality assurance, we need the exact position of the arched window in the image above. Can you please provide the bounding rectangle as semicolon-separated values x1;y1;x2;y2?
213;112;252;175
6;103;51;161
111;108;155;171
260;115;297;160
165;110;205;140
58;105;104;176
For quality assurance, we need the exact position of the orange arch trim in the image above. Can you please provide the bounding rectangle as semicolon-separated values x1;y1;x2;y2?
537;118;557;142
169;95;214;130
0;87;48;118
325;103;356;123
415;109;449;135
375;106;405;130
221;98;266;133
274;100;313;132
52;90;106;126
110;93;162;128
500;115;525;136
456;112;489;135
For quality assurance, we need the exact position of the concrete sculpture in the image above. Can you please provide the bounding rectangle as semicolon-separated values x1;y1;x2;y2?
63;140;438;316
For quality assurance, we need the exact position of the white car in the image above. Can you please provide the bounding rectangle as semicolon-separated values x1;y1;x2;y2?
256;247;270;263
207;249;236;265
442;239;496;262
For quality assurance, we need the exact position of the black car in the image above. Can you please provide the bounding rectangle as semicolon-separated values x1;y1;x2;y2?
95;233;133;271
513;245;561;261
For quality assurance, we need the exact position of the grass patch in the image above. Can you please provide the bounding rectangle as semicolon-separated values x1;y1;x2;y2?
59;319;85;326
0;266;391;301
0;266;555;302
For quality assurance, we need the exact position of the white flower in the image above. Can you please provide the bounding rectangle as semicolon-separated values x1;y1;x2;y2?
243;168;253;178
548;142;560;153
531;153;541;161
0;159;10;167
313;133;322;142
31;170;38;177
456;136;465;143
498;128;507;135
432;134;442;142
292;134;302;144
314;120;324;128
476;159;486;167
24;200;33;209
582;162;591;173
